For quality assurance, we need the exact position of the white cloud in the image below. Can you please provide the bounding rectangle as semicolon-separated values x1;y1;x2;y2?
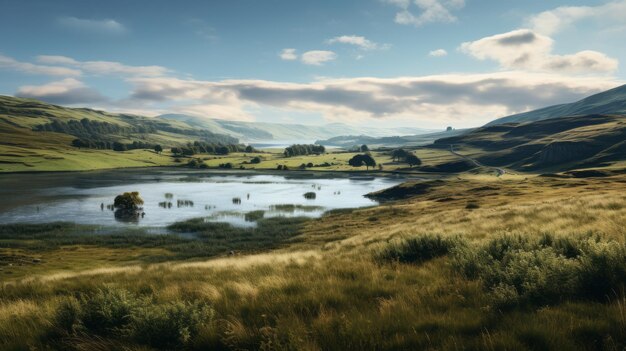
327;35;388;50
526;0;626;35
16;78;106;104
460;29;618;74
301;50;337;66
57;16;126;34
385;0;465;27
279;48;298;61
0;54;81;76
121;71;621;126
37;55;169;77
429;49;448;57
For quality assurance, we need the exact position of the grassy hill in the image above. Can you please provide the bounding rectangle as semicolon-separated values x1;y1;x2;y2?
487;84;626;126
0;95;241;172
435;114;626;172
316;129;470;148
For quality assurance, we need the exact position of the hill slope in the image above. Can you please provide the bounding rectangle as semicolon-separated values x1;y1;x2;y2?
487;84;626;126
436;114;626;172
0;96;240;172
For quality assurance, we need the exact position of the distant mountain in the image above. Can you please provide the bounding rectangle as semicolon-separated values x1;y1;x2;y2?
157;114;433;141
436;114;626;172
487;84;626;126
316;129;470;148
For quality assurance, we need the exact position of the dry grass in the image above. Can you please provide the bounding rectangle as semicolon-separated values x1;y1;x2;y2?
0;173;625;350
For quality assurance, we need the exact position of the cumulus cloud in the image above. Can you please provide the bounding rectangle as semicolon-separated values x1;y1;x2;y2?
385;0;465;27
526;0;626;35
37;55;169;77
429;49;448;57
57;16;126;34
460;29;618;74
121;72;620;125
16;78;107;104
327;35;388;50
0;54;81;76
279;48;298;61
300;50;337;66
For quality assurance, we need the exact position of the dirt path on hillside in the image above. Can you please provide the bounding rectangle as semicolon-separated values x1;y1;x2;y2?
449;145;507;176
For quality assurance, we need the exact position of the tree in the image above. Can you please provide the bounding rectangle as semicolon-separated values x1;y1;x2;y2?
250;156;262;164
405;153;422;167
154;145;163;154
245;145;254;153
171;147;181;155
348;154;377;170
391;148;408;162
360;144;369;152
362;154;376;170
112;142;127;152
113;192;144;222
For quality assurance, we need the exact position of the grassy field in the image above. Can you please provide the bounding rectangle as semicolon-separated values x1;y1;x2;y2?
1;173;625;350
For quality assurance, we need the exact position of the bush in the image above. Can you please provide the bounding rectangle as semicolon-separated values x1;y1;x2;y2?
53;287;215;349
450;234;626;309
303;192;316;199
377;234;460;264
130;300;214;348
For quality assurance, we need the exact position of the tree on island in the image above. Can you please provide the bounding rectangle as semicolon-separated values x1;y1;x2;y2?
405;153;422;168
349;154;376;170
154;145;163;154
113;192;144;221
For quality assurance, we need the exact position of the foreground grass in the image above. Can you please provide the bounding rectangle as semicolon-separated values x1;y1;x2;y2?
1;174;625;350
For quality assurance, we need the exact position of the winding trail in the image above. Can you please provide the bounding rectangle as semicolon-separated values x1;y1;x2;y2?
448;144;507;176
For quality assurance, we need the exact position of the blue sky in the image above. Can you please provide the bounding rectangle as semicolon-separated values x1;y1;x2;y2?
1;0;625;128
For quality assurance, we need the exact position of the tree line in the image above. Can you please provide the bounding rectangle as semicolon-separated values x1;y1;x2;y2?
283;144;326;157
35;118;239;149
171;141;256;156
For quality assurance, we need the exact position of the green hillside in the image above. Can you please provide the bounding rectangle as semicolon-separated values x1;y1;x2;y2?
316;129;470;148
435;114;626;172
0;95;240;172
487;84;626;126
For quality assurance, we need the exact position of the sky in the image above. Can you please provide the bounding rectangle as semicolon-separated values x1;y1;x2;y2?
0;0;625;129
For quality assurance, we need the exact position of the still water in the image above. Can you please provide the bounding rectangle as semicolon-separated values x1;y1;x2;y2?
0;169;404;227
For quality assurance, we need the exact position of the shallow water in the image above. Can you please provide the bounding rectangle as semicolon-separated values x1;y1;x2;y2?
0;169;404;227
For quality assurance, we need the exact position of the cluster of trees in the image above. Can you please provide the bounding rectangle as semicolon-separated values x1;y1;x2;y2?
37;117;241;151
391;148;422;167
71;139;154;152
171;142;256;156
348;154;377;170
283;144;325;157
35;118;156;137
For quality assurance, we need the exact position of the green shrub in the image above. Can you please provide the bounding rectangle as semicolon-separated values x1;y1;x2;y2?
80;287;139;335
377;234;459;264
451;234;626;309
130;300;214;348
53;288;215;349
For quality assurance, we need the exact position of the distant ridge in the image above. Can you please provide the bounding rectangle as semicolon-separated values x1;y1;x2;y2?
156;114;434;142
487;84;626;126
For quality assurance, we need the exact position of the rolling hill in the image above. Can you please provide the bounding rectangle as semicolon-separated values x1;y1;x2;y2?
0;95;240;172
316;129;469;148
435;114;626;172
486;84;626;126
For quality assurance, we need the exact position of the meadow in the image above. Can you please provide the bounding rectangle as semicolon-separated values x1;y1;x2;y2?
1;172;625;350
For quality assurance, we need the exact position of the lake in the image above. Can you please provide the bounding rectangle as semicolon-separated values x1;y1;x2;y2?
0;169;405;227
